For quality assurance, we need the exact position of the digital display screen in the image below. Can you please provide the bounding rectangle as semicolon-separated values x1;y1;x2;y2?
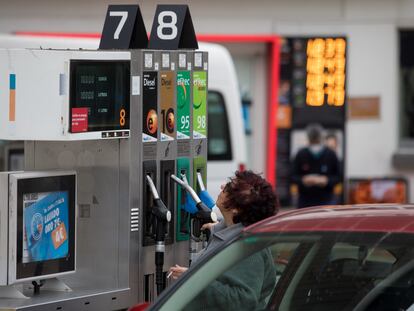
306;38;346;107
22;191;69;263
16;174;75;281
70;61;130;132
276;37;347;206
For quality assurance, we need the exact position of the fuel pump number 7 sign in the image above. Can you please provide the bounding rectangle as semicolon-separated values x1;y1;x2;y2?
109;11;128;40
99;5;147;49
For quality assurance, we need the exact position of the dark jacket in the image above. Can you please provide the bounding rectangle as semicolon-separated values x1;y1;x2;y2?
184;221;276;310
291;146;340;207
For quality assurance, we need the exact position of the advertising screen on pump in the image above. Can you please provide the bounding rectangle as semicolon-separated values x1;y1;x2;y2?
22;191;69;263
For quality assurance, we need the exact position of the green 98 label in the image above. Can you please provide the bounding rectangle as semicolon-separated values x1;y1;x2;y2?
193;71;207;138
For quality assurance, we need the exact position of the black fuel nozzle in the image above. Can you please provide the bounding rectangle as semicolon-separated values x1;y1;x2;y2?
146;175;170;295
146;175;172;224
195;201;218;223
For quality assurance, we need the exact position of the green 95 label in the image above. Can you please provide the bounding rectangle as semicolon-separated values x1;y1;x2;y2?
177;71;191;139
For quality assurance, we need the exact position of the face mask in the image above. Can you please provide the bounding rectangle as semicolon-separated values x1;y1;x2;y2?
309;144;324;156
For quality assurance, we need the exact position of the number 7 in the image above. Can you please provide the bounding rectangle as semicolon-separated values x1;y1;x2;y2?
110;11;128;40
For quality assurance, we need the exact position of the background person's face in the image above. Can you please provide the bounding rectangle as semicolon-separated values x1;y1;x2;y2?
326;137;338;151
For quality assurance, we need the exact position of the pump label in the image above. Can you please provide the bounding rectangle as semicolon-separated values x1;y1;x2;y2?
177;71;191;139
143;72;158;142
193;71;207;138
160;71;175;141
71;108;88;133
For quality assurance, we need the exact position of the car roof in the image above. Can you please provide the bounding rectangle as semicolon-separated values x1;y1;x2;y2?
245;204;414;234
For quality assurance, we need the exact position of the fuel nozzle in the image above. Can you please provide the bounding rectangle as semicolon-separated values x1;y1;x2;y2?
170;174;217;223
196;172;215;209
146;174;170;296
146;175;172;223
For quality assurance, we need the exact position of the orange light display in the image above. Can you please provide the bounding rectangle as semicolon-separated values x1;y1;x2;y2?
306;38;346;107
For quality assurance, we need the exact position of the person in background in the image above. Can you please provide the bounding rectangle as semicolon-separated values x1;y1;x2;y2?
292;123;340;208
325;131;339;153
169;170;278;310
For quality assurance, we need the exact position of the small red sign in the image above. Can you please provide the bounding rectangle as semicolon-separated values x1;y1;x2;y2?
71;108;88;133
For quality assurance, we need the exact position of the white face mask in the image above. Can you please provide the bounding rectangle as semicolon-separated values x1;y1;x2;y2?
309;144;323;155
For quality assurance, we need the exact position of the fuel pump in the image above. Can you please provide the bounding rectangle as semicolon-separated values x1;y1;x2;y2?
0;4;207;309
145;175;171;295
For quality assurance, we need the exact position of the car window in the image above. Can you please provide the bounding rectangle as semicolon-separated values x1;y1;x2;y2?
156;232;414;311
207;91;232;161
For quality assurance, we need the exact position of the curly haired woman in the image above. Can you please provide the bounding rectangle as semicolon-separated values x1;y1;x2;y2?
169;170;279;310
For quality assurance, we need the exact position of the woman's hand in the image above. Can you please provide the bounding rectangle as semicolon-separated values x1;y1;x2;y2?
168;264;188;280
201;222;218;231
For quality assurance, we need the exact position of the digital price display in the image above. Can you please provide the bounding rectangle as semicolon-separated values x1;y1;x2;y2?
276;36;347;207
70;61;130;132
306;38;346;107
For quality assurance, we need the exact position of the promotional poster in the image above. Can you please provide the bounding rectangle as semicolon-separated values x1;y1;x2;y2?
23;191;69;263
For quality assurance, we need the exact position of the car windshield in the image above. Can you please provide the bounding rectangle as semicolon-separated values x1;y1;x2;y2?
159;231;414;311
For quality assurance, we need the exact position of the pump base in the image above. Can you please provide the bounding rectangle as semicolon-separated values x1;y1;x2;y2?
0;285;29;299
27;278;72;293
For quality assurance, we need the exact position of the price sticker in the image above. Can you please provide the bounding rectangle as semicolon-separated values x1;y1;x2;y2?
52;222;68;250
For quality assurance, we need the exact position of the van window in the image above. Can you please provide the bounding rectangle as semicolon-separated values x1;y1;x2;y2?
208;91;232;161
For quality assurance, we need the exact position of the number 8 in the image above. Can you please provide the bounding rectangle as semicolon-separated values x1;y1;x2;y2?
157;11;178;40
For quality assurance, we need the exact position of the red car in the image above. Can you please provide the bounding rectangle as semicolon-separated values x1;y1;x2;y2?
133;205;414;311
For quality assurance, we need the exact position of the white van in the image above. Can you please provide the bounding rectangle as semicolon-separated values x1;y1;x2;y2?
0;34;247;199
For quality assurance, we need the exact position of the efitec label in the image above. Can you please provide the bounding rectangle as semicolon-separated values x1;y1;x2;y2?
193;71;207;138
177;71;191;139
